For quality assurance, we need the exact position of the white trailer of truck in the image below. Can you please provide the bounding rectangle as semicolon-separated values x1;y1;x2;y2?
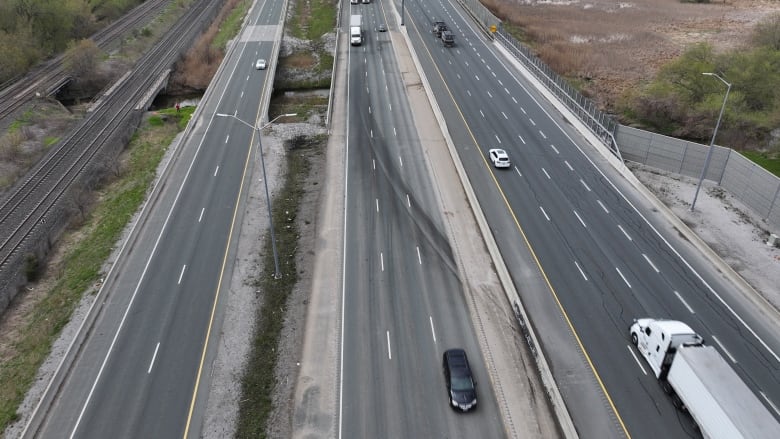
349;15;362;46
630;318;780;439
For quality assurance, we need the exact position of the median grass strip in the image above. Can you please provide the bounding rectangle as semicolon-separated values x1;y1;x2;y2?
235;134;325;438
0;106;193;430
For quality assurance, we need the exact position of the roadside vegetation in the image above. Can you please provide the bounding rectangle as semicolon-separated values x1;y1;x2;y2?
491;1;779;171
276;0;336;91
171;0;250;92
0;106;194;430
235;133;325;438
0;103;77;191
0;0;146;84
621;13;780;155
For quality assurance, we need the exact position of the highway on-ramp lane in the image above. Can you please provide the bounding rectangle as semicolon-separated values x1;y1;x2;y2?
26;1;286;438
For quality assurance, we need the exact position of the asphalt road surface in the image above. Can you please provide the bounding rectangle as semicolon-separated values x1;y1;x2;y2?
397;0;780;438
28;1;286;437
339;2;506;437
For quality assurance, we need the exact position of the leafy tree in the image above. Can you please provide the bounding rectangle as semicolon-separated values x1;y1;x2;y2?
63;39;103;78
0;22;44;83
654;43;716;104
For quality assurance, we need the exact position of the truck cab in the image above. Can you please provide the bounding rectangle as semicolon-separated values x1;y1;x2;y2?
630;318;703;378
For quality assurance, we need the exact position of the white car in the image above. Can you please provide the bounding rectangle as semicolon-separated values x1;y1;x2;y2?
489;149;511;168
255;59;267;70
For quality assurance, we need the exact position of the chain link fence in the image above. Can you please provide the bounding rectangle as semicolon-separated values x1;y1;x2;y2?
455;0;621;159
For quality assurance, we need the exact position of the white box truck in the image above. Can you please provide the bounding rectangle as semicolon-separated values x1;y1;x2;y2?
630;318;780;439
349;15;362;46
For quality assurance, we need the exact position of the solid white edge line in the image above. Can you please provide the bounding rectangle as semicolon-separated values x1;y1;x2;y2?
148;342;160;374
711;335;737;363
339;33;355;437
63;24;257;437
674;291;695;314
496;47;780;364
627;345;647;375
761;392;780;417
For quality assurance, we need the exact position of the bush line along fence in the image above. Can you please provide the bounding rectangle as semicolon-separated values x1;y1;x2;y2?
455;0;780;232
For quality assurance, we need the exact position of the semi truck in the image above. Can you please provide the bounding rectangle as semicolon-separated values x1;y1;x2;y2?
630;318;780;439
350;15;363;46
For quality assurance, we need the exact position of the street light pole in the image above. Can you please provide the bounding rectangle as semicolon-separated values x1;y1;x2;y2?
215;112;297;278
691;72;731;211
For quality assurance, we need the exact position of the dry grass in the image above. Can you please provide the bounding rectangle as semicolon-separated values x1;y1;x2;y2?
487;0;780;111
170;0;245;91
280;52;318;69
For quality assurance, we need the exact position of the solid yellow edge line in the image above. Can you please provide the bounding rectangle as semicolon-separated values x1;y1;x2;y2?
181;99;265;439
410;18;631;438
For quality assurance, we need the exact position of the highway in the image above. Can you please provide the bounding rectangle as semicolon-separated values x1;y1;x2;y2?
26;1;286;438
395;0;780;438
339;2;506;437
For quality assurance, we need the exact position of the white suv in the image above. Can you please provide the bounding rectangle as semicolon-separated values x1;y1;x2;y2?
489;149;511;168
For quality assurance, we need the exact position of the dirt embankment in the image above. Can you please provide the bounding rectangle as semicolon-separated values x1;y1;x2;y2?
487;0;780;112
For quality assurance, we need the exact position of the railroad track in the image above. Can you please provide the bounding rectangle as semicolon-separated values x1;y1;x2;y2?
0;0;224;274
0;0;171;122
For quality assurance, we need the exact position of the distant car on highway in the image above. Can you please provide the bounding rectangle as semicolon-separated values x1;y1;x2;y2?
255;59;267;70
377;23;387;32
442;348;477;412
489;148;511;168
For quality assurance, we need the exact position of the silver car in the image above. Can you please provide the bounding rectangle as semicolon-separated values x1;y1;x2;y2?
255;59;267;70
